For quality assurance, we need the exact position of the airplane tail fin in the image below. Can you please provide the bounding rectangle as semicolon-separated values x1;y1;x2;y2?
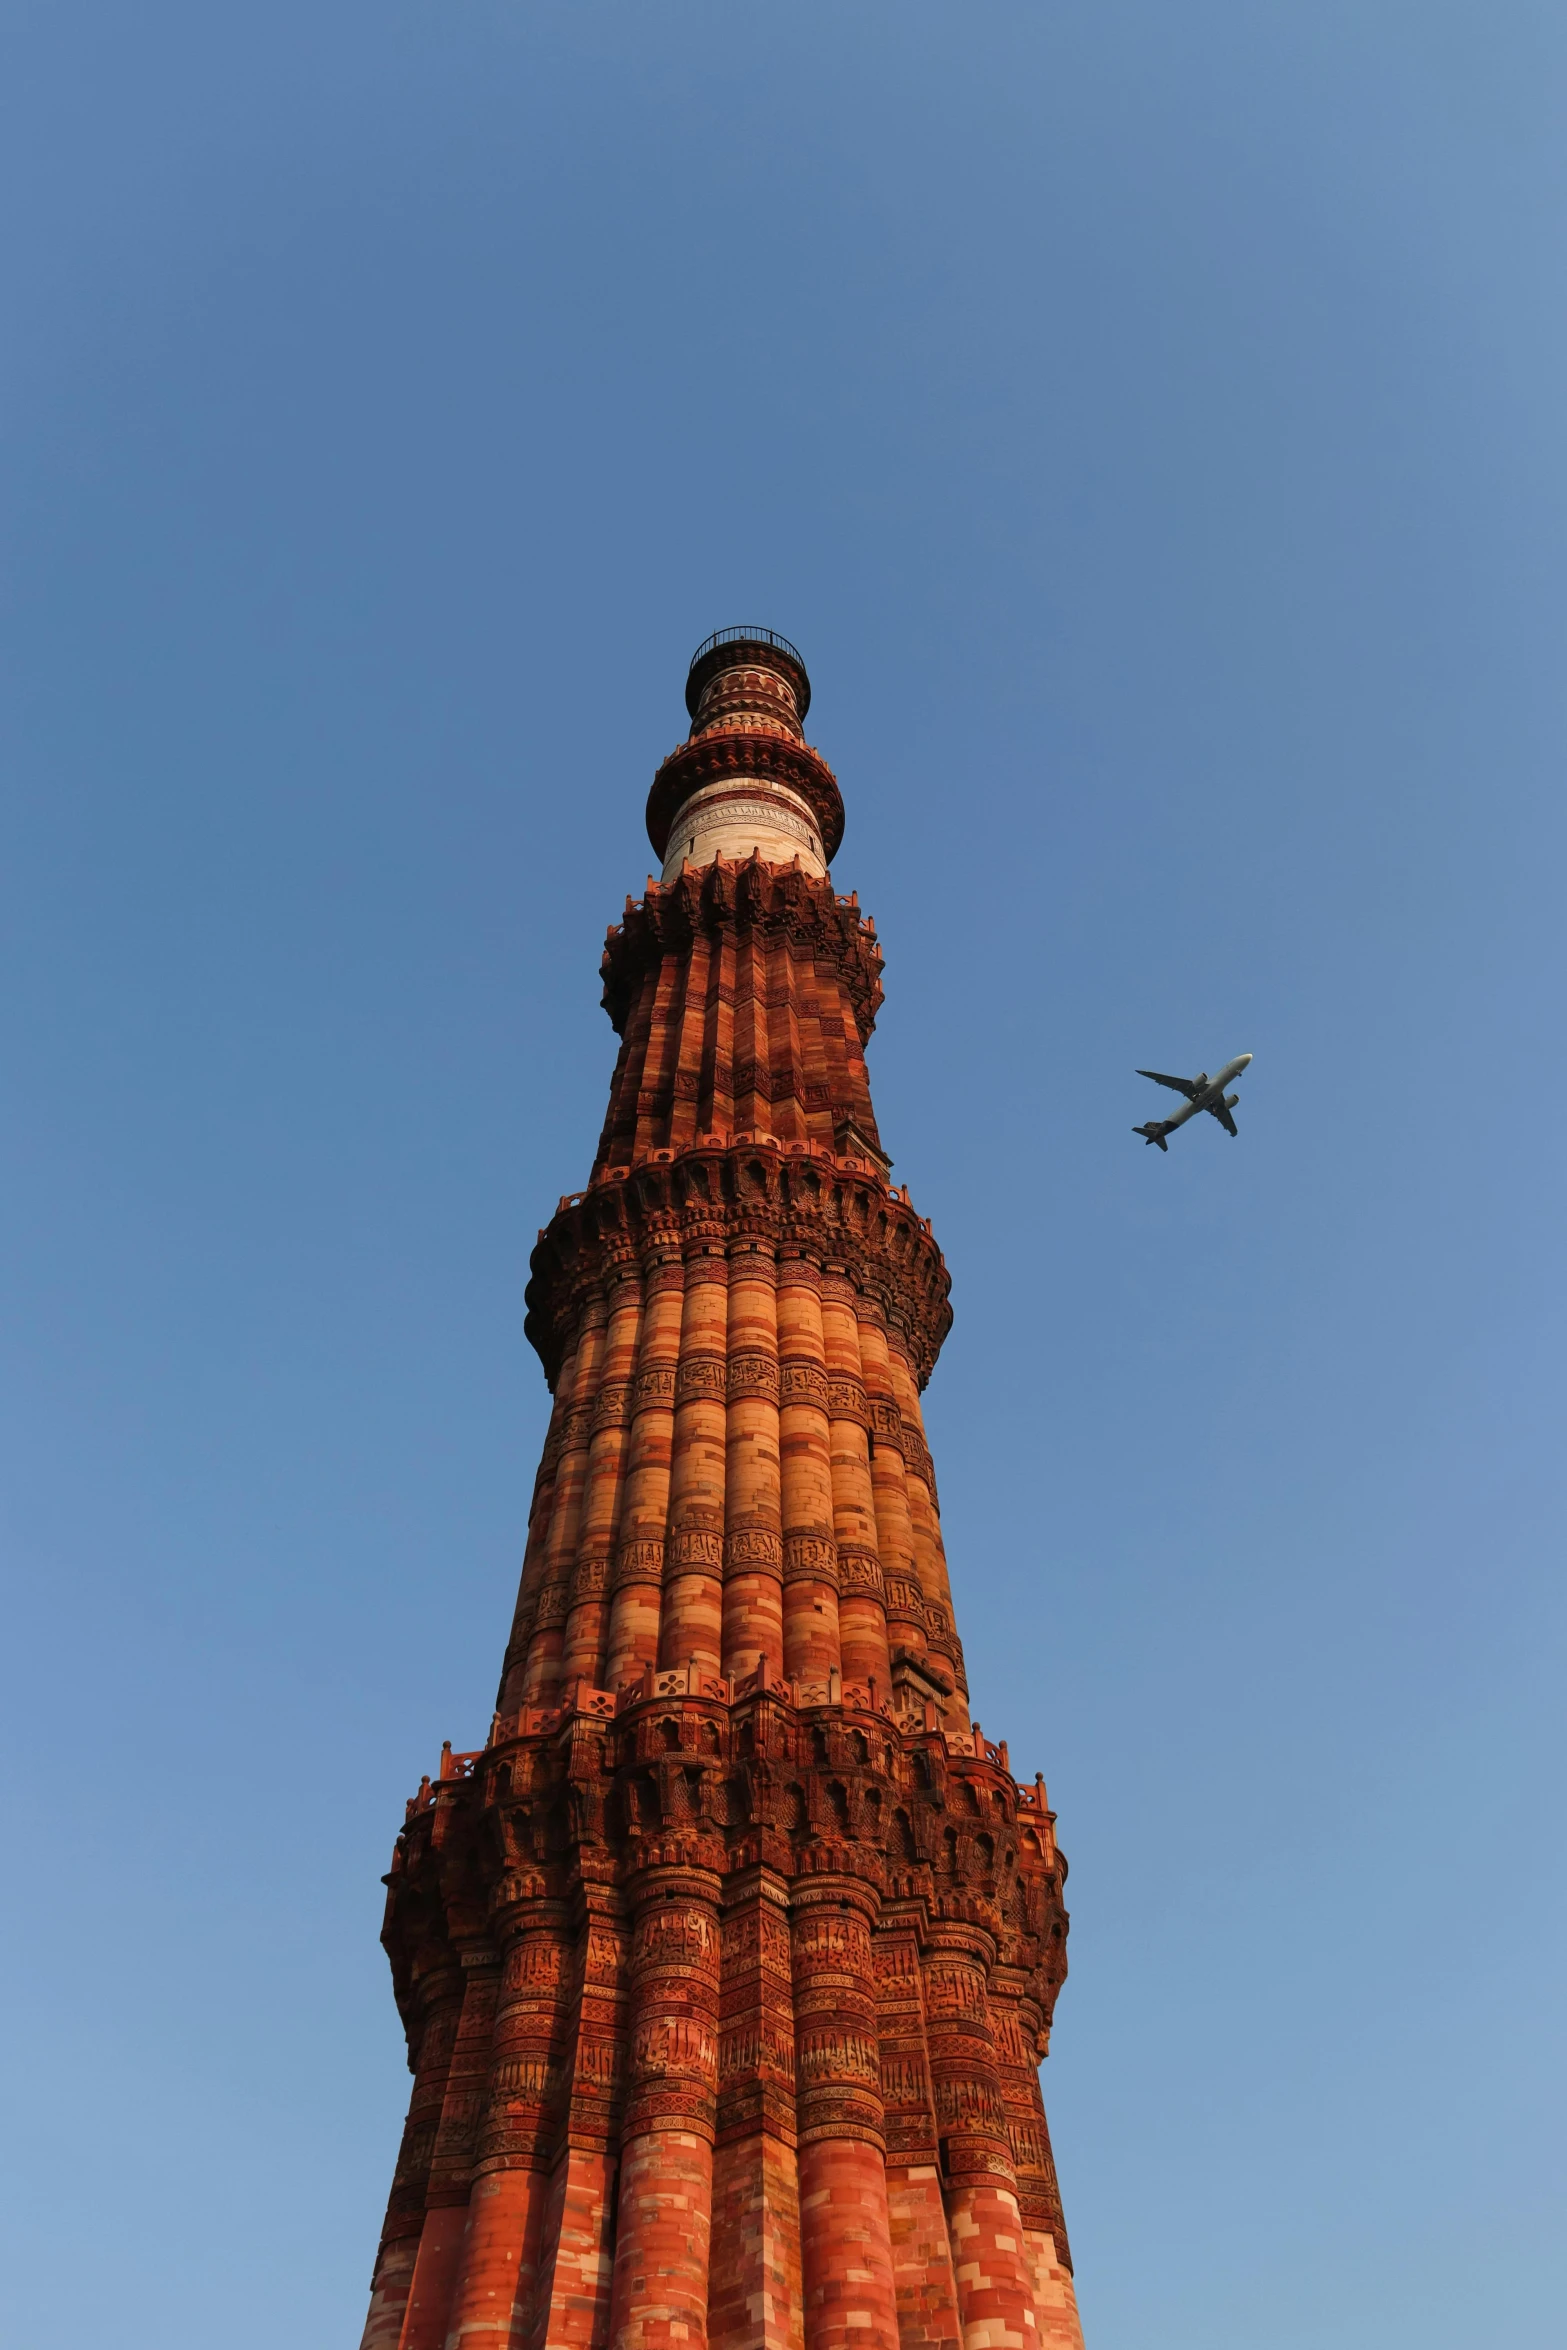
1134;1122;1169;1151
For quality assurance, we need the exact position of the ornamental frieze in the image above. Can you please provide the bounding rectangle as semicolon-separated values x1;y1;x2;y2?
870;1934;919;1985
628;2017;718;2086
668;1526;724;1570
525;1150;951;1392
724;1527;785;1577
791;1911;873;1969
490;2056;565;2103
826;1376;870;1423
530;1580;570;1630
718;2024;796;2082
922;1962;988;2018
869;1399;906;1451
796;2029;880;2087
571;2036;624;2094
674;1353;728;1404
726;1352;780;1402
610;1538;664;1590
591;1380;634;1431
931;2073;1007;2134
632;1905;716;1964
877;2055;932;2108
836;1546;884;1595
584;1928;626;1983
782;1533;839;1588
569;1552;610;1603
778;1360;830;1409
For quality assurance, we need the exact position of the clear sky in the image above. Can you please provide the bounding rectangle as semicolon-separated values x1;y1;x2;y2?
3;5;1564;2345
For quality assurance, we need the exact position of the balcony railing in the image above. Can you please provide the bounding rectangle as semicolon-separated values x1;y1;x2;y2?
688;624;805;673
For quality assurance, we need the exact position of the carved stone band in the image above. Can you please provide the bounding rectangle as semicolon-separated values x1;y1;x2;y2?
611;1537;665;1591
726;1353;780;1403
836;1546;885;1598
674;1354;727;1404
883;1574;925;1624
633;1365;677;1411
591;1381;633;1432
724;1526;785;1580
870;1400;906;1453
531;1579;571;1630
782;1533;840;1589
669;1527;725;1572
569;1550;611;1603
778;1360;829;1410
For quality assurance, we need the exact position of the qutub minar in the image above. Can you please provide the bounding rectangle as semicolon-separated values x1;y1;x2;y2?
360;630;1086;2350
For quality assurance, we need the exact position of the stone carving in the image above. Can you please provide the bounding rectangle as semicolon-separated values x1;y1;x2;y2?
363;635;1084;2350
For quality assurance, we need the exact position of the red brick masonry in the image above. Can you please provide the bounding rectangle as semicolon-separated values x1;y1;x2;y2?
361;638;1086;2350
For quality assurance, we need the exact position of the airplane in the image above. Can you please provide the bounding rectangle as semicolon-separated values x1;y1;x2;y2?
1133;1053;1253;1149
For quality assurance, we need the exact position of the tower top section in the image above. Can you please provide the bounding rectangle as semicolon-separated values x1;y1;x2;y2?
684;625;812;723
646;626;845;881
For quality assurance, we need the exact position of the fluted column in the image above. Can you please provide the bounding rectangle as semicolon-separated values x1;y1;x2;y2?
885;1346;965;1706
765;934;808;1144
605;1253;685;1687
399;1944;502;2350
855;1309;926;1684
445;1904;575;2349
777;1262;841;1684
595;961;659;1173
870;1910;963;2350
563;1271;643;1687
529;1886;631;2350
660;1254;729;1674
791;1880;899;2350
921;1928;1037;2350
819;1275;890;1690
667;930;714;1153
732;931;771;1138
705;927;739;1138
608;1863;723;2350
721;1244;785;1681
633;950;688;1163
709;1866;803;2350
358;1960;465;2350
497;1369;574;1715
522;1303;606;1705
985;1973;1084;2350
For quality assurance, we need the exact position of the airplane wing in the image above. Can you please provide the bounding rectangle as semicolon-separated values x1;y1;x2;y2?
1136;1069;1200;1099
1207;1100;1239;1137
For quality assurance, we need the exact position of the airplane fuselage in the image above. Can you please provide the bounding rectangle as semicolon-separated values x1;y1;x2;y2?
1159;1054;1251;1134
1134;1053;1253;1147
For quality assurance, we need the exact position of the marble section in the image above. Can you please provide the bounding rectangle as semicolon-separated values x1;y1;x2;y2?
660;779;828;883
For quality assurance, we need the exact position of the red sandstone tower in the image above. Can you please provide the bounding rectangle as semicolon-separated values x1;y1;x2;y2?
360;630;1086;2350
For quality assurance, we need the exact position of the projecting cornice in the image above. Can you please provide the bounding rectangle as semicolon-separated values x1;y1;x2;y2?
524;1137;953;1393
646;731;846;864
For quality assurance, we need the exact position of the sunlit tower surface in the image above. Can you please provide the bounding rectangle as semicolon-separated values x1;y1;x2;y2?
361;631;1086;2350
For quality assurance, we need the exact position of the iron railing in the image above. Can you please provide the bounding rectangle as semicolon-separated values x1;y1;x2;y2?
688;624;804;674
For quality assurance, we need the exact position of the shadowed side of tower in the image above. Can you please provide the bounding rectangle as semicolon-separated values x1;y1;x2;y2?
361;632;1086;2350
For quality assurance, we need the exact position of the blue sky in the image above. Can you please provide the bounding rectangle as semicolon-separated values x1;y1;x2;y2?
3;5;1564;2344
